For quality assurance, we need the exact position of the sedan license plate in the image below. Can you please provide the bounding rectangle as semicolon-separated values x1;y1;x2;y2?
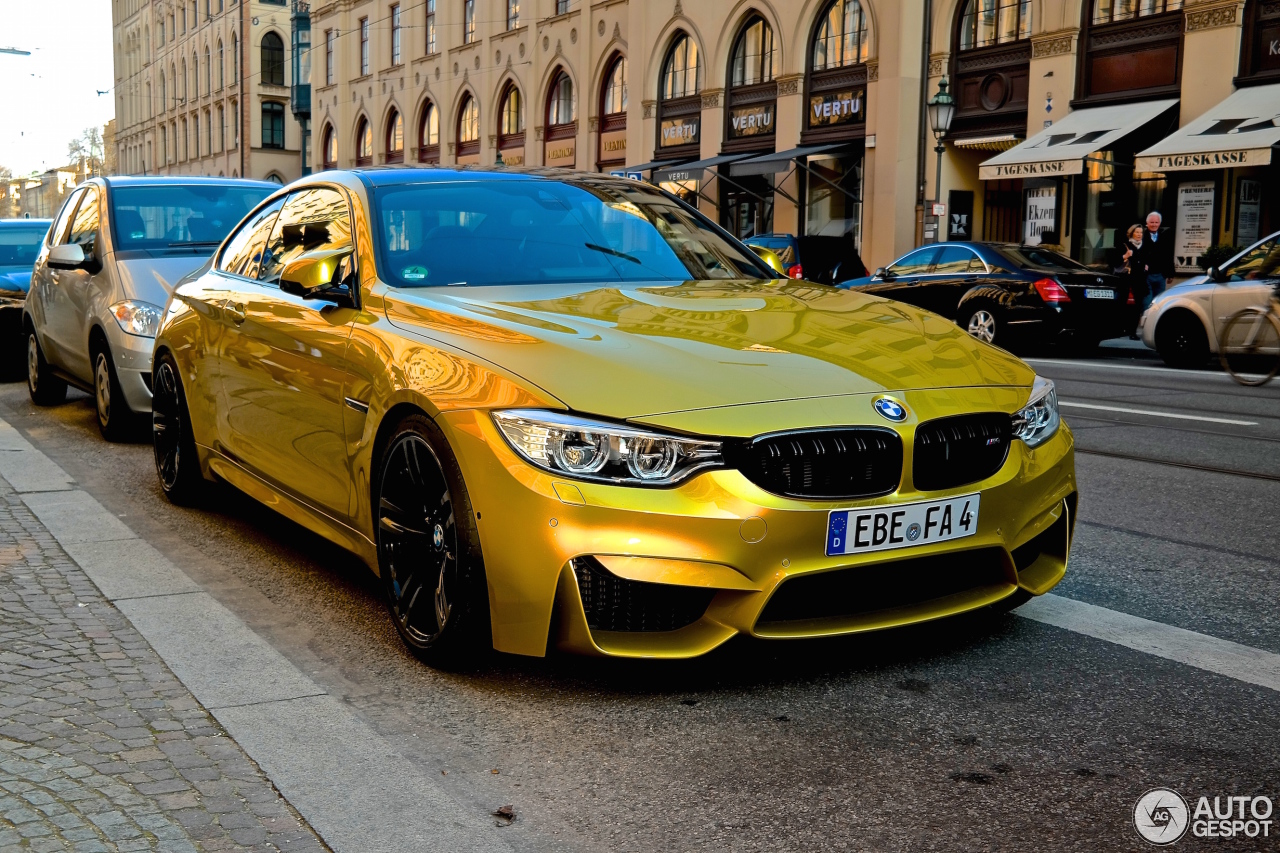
1085;288;1116;300
826;494;980;557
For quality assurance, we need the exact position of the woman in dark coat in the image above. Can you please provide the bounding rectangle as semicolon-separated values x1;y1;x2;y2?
1119;224;1149;334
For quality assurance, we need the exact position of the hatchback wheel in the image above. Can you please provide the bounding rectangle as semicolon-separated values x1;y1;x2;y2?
26;331;67;406
1156;313;1210;369
94;349;132;441
961;305;1000;345
375;414;490;666
151;352;206;505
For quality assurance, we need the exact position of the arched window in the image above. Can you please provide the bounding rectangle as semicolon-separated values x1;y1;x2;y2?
812;0;869;70
959;0;1031;49
731;16;776;86
601;55;627;116
1092;0;1182;24
662;34;699;99
419;101;441;162
321;124;337;169
231;34;239;83
386;108;404;162
160;125;168;165
458;96;479;143
356;117;373;165
191;51;198;96
181;58;188;99
262;32;285;86
170;63;177;105
217;40;224;89
547;71;574;126
262;102;285;149
500;84;523;135
159;72;166;112
204;45;211;93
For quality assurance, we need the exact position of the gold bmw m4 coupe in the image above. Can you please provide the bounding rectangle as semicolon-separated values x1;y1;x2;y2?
152;168;1076;665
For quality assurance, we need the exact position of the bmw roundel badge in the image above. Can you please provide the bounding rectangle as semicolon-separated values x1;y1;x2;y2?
873;397;908;422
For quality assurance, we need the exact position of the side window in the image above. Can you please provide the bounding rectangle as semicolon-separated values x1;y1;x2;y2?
932;245;978;274
217;197;285;279
49;189;84;246
887;248;938;276
257;187;354;287
67;187;102;249
1227;239;1280;282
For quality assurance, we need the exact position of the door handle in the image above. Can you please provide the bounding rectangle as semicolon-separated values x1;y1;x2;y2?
225;301;246;324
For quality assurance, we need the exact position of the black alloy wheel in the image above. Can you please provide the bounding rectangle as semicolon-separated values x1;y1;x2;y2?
151;351;206;504
375;414;489;666
1155;312;1210;369
26;331;67;406
94;349;132;441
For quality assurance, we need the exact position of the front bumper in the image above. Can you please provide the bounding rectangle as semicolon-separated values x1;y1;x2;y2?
107;325;155;414
439;390;1077;659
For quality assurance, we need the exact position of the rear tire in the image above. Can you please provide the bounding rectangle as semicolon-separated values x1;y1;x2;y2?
151;351;207;505
374;414;491;668
26;331;67;406
1155;312;1210;369
93;348;133;442
959;303;1002;346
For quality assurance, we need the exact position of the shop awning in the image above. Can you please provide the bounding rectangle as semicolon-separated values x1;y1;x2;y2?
653;154;750;183
625;158;688;174
1135;84;1280;172
978;99;1178;180
729;143;855;176
953;134;1022;152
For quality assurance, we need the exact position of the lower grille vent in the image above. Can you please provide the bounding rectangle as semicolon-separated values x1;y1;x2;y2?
573;557;714;633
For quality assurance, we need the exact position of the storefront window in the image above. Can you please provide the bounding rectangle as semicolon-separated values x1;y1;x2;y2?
658;34;702;155
805;156;863;244
959;0;1031;50
1081;153;1115;267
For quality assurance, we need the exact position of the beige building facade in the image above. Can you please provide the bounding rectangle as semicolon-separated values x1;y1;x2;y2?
111;0;307;183
309;0;1277;270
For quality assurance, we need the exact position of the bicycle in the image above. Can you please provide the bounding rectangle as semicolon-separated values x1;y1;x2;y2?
1220;284;1280;386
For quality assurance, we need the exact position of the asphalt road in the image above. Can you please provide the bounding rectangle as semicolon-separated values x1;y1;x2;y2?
2;341;1279;852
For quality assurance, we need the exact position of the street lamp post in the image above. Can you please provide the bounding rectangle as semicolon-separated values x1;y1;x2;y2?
927;77;956;243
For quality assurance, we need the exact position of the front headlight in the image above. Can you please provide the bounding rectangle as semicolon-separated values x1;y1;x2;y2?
109;300;163;337
1012;376;1061;448
492;410;722;486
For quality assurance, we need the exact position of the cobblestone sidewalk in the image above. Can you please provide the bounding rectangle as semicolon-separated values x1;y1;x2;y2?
0;480;329;853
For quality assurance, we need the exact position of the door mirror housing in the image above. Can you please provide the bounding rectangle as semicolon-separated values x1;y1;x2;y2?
280;249;355;306
1207;266;1224;283
47;243;87;270
748;245;787;278
874;267;894;281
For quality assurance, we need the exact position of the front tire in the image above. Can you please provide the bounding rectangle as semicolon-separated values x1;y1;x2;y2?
94;349;132;441
375;414;490;667
26;331;67;406
151;351;207;504
1155;312;1210;369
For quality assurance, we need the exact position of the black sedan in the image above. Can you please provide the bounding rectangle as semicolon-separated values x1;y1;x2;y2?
838;242;1138;350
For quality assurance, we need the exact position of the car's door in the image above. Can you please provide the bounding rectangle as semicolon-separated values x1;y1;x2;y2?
28;189;83;365
1211;236;1280;345
919;245;985;316
857;247;941;308
218;186;359;519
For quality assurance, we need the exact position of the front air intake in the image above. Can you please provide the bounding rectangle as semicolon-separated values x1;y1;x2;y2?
572;557;714;633
729;428;903;499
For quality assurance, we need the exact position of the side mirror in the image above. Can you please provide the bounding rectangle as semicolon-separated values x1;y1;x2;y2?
874;267;893;280
280;249;355;305
1207;266;1223;283
748;245;787;278
47;243;87;270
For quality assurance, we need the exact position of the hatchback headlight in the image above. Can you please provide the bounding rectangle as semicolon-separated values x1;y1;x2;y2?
109;300;164;337
492;410;722;486
1012;376;1060;448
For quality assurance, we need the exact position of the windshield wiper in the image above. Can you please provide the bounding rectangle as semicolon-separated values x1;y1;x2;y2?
167;240;222;247
584;242;641;265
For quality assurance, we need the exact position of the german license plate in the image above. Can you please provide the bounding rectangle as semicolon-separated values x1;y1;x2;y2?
826;494;980;557
1085;288;1116;299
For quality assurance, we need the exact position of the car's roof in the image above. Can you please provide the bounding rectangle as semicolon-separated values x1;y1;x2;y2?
96;175;277;189
346;166;638;188
0;218;52;226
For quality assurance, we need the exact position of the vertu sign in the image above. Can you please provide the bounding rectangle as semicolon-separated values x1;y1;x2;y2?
808;89;865;129
729;103;774;138
660;116;700;148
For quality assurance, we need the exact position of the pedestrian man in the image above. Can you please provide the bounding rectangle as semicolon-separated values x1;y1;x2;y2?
1136;211;1173;306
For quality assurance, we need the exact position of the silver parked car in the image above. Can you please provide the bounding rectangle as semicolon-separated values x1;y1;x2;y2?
24;177;274;438
1141;231;1280;368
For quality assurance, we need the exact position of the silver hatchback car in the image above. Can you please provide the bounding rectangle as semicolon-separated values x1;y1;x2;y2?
24;177;274;438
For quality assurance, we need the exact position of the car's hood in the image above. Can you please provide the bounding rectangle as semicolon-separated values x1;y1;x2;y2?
382;279;1035;419
0;267;32;297
113;254;211;307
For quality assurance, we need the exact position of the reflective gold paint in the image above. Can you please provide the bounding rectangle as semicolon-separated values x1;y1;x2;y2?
156;170;1076;660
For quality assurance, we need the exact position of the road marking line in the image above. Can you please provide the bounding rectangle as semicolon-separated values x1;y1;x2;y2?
1060;400;1258;426
1026;357;1231;378
1020;594;1280;693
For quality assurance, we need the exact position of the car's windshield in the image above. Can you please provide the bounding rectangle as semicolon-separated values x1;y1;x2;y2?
0;225;50;268
999;246;1088;272
373;179;771;287
1224;237;1280;281
110;184;273;251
